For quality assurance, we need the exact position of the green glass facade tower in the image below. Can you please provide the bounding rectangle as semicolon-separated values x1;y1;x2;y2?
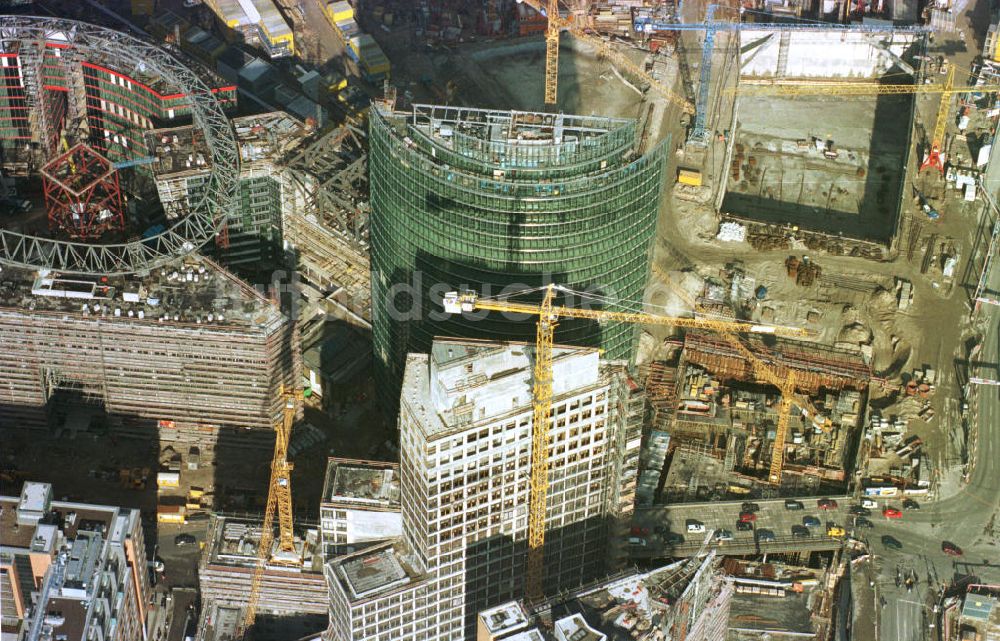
369;104;667;407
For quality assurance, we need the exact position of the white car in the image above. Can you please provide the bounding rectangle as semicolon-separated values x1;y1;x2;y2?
861;498;878;509
686;520;706;534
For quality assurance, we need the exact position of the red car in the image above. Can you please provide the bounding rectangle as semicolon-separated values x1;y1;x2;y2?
818;498;838;510
739;511;757;523
883;507;903;519
942;541;963;556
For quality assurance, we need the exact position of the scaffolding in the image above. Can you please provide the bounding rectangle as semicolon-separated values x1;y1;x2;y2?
0;256;297;439
683;332;871;394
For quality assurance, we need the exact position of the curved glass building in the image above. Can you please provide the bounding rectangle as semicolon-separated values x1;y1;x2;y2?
370;104;667;405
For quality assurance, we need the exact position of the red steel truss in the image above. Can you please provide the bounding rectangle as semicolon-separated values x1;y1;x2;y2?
41;143;124;239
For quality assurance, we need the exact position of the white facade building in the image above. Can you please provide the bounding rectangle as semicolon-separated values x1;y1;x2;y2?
325;338;643;641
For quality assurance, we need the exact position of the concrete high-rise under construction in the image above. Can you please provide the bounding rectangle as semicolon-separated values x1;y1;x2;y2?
368;104;667;405
325;338;643;640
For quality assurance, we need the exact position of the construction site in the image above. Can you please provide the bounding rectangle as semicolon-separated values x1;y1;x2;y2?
4;0;1000;639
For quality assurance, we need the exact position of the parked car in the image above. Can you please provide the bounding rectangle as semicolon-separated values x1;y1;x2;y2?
883;507;903;519
818;498;838;510
686;520;706;534
755;528;776;542
714;529;734;542
791;525;811;538
736;521;754;532
861;498;879;509
174;533;197;547
854;516;874;529
784;499;805;511
802;515;821;528
738;511;757;523
941;541;963;556
741;501;760;513
903;498;921;510
849;505;871;517
882;535;903;550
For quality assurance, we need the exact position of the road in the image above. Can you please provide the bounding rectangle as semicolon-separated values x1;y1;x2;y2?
858;304;1000;641
631;495;860;556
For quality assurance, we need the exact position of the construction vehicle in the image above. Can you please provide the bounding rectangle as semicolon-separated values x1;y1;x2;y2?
443;284;808;601
238;386;303;638
515;0;692;112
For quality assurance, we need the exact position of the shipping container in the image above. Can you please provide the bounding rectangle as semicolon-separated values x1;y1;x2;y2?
157;504;186;523
678;169;702;186
157;471;180;488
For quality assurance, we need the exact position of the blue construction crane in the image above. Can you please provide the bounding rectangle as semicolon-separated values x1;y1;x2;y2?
112;156;156;170
635;5;929;142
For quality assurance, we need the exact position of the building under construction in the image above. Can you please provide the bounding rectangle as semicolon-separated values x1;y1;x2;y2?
324;338;644;640
718;30;922;256
0;255;298;441
196;516;327;641
368;103;668;405
644;333;870;499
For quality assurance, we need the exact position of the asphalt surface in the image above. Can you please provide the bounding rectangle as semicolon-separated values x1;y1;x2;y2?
631;496;862;555
862;308;1000;641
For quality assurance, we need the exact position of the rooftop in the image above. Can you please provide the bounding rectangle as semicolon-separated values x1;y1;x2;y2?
206;516;322;572
373;103;641;183
553;614;605;641
322;459;400;508
232;112;308;169
0;255;284;332
477;557;728;641
479;601;530;636
144;126;212;178
18;482;51;520
962;594;998;622
401;339;602;439
1;494;121;552
329;540;425;601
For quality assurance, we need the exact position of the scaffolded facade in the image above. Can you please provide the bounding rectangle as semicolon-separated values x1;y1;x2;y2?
368;104;667;405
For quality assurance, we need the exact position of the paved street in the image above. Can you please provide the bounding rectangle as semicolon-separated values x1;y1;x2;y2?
631;496;862;556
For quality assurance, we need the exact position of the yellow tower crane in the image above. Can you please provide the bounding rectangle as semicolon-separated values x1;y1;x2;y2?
650;264;832;485
516;0;693;112
443;284;809;600
734;65;1000;174
238;386;303;638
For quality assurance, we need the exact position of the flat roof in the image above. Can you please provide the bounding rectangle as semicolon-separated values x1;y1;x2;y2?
323;459;400;508
962;595;997;622
0;255;283;332
19;482;51;514
554;614;606;641
338;545;409;598
479;601;530;635
401;338;602;440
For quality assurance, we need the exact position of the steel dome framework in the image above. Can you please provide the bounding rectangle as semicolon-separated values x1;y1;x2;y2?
0;15;239;275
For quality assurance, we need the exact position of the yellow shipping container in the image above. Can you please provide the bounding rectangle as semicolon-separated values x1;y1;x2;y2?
329;1;354;23
157;505;186;523
677;169;702;187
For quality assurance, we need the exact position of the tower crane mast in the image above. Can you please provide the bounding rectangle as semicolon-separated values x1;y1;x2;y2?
443;285;808;600
238;387;303;638
516;0;693;112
